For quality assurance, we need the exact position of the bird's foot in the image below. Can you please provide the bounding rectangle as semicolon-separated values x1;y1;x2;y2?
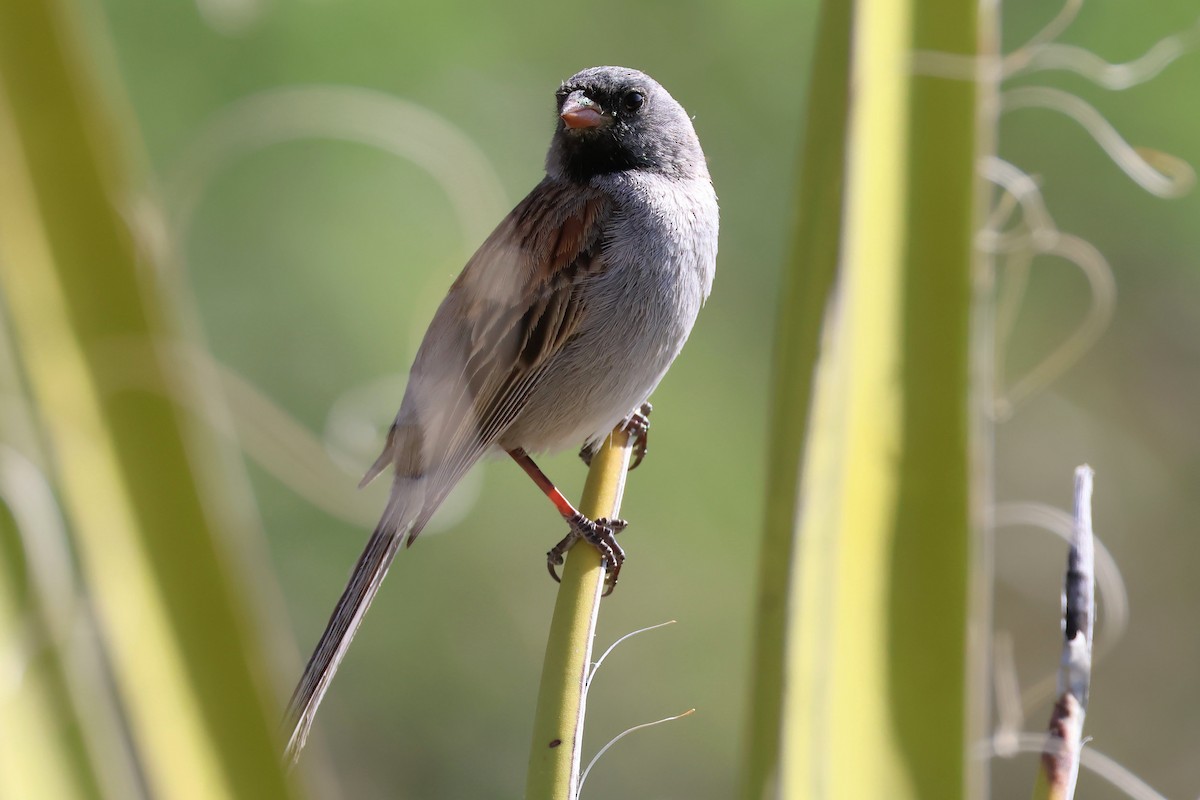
621;402;652;470
577;402;653;471
546;515;628;595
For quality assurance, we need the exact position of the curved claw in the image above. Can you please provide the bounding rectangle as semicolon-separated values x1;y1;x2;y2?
546;530;575;583
578;403;653;471
582;516;627;595
623;402;652;471
543;514;630;595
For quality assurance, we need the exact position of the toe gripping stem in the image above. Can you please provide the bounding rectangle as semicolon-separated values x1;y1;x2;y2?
546;515;628;595
579;402;652;471
510;446;632;595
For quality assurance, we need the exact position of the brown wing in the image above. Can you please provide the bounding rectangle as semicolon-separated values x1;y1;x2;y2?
290;182;613;759
450;179;611;444
289;182;613;756
362;179;612;531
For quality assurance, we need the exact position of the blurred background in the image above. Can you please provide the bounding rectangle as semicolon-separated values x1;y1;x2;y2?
11;0;1200;796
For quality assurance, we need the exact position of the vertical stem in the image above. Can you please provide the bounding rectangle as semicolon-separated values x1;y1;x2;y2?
739;2;853;796
782;0;916;791
525;429;633;800
779;0;978;796
0;2;297;798
1032;466;1094;800
891;0;978;794
968;2;1003;795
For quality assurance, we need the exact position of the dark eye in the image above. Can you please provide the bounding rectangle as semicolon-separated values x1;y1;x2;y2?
623;91;645;112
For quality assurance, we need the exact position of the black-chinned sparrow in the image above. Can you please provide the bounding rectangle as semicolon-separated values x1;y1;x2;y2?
286;65;719;759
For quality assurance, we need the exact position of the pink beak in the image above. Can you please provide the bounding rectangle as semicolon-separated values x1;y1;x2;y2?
560;95;606;129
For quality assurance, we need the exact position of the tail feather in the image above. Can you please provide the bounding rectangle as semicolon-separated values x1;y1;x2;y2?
283;482;416;763
285;406;489;762
358;424;399;489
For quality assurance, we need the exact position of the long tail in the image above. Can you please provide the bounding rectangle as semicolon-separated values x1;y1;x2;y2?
283;483;415;763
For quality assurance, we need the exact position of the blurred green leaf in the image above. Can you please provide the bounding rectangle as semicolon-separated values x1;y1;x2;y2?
0;2;300;797
739;1;852;797
761;0;976;796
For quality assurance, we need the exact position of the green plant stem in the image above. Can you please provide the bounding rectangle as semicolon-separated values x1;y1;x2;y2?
739;1;853;796
0;2;296;798
0;498;104;800
525;430;633;800
777;0;977;796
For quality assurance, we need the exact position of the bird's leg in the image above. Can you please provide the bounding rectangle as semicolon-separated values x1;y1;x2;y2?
577;401;653;471
508;448;627;594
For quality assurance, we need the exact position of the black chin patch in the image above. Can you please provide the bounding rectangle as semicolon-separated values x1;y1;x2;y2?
557;127;652;183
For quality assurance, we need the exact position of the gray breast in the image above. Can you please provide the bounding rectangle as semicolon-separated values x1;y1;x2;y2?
500;172;718;453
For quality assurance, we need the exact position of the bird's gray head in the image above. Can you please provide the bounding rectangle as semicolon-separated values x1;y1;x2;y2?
546;66;707;184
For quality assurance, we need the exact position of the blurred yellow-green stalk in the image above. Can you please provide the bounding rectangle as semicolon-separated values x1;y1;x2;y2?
0;2;297;798
1;0;1199;797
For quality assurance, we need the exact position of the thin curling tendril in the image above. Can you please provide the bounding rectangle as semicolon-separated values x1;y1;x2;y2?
1002;86;1195;198
979;158;1117;419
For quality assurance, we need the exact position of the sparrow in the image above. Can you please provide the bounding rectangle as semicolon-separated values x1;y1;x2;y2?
285;65;719;761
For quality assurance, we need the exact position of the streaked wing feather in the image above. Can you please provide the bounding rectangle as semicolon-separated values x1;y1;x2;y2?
379;180;612;537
